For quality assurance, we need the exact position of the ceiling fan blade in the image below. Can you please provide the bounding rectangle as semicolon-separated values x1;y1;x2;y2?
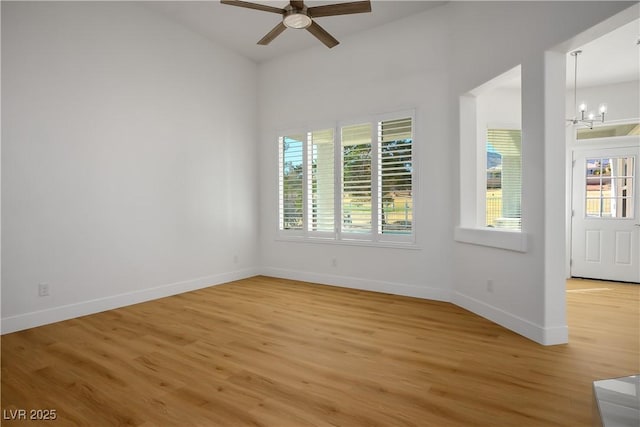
220;0;285;15
290;0;305;9
307;1;371;18
258;22;287;45
306;21;339;48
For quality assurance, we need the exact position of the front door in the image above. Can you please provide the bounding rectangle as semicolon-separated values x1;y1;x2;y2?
571;142;640;283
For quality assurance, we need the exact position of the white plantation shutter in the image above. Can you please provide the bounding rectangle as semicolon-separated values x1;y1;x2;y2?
342;123;373;234
308;129;335;233
279;134;305;230
378;118;413;235
278;111;415;243
486;129;521;230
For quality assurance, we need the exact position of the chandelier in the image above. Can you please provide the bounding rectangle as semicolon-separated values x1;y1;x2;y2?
567;50;607;129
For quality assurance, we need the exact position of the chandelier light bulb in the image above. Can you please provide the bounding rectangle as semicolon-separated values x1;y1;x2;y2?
579;103;587;112
588;112;595;120
599;104;607;114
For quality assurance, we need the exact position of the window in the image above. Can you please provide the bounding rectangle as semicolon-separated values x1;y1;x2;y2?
460;65;522;232
456;65;527;252
309;129;335;233
279;133;305;230
379;118;413;234
577;122;640;140
486;128;521;230
278;113;414;244
585;157;634;218
341;123;373;234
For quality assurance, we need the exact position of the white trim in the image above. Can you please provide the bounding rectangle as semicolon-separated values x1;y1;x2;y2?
262;267;451;302
0;268;259;334
452;291;568;345
3;269;570;346
274;235;421;250
570;133;640;150
454;226;528;252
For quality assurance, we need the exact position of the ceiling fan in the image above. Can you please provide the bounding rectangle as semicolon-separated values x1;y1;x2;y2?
220;0;372;48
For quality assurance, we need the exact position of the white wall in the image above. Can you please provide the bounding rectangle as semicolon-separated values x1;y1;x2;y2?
258;1;634;344
566;80;640;122
0;2;3;326
1;2;259;333
478;88;522;129
2;1;634;342
258;6;453;300
449;1;635;344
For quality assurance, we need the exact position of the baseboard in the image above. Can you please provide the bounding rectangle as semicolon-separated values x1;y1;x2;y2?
260;267;451;302
452;291;568;345
2;268;568;346
1;268;259;334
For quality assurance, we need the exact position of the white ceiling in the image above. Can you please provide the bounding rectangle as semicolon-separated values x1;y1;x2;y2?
143;0;446;63
143;1;639;87
567;18;640;88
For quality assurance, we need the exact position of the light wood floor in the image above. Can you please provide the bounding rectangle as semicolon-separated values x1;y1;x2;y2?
1;276;638;426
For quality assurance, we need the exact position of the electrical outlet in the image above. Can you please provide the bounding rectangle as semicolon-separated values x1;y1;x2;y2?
38;283;50;297
331;258;337;267
486;279;494;293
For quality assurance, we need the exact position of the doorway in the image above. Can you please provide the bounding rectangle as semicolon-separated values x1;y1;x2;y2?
571;139;640;283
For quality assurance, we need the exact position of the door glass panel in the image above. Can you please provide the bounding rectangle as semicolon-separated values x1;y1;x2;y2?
586;199;601;217
585;157;635;218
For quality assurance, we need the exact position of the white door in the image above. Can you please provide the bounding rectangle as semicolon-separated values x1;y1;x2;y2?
571;143;640;283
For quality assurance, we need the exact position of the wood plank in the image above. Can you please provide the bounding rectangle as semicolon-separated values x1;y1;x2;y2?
1;276;638;426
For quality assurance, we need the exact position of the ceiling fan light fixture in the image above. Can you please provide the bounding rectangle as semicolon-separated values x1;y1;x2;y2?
220;0;372;48
283;12;312;29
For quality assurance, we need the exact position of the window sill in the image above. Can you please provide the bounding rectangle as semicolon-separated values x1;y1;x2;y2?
454;226;528;252
275;234;421;250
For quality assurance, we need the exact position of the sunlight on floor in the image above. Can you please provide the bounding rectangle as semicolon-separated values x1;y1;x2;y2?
567;287;612;293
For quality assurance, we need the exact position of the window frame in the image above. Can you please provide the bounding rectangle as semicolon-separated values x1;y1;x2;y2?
456;65;528;252
484;124;522;230
276;110;417;247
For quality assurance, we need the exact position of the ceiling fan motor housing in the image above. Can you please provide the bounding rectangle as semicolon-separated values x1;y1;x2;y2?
283;5;312;29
